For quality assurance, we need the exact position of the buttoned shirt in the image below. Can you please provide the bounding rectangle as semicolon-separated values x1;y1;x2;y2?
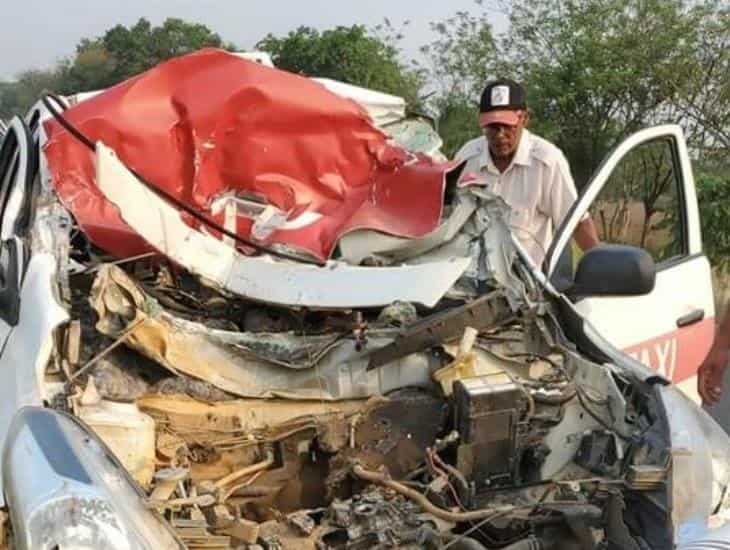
455;129;580;266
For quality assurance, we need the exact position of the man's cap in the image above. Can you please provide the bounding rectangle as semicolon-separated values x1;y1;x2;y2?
479;79;527;127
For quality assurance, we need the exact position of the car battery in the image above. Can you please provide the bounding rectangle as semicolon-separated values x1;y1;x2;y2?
453;372;528;489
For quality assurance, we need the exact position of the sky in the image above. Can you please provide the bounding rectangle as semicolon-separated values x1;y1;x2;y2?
0;0;507;80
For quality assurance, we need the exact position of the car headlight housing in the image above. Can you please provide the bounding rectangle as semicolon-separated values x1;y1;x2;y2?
2;407;184;550
660;385;730;544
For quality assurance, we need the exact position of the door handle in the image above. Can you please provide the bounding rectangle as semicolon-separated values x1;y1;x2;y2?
676;309;705;328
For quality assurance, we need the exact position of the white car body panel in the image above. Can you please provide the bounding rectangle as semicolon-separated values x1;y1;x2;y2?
312;77;407;127
548;125;714;398
0;253;69;505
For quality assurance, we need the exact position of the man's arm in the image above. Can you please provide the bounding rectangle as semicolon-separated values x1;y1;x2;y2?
546;153;601;253
574;216;600;252
699;304;730;404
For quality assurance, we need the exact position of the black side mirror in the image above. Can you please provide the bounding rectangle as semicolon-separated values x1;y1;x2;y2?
569;244;655;300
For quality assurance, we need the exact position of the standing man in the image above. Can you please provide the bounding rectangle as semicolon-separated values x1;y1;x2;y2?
455;79;599;266
699;307;730;405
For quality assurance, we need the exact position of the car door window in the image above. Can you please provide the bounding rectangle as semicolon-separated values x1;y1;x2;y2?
0;130;21;238
0;152;21;241
0;117;35;241
0;117;33;326
588;137;686;266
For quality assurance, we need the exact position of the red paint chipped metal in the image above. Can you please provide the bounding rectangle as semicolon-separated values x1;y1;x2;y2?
43;49;451;261
623;317;714;383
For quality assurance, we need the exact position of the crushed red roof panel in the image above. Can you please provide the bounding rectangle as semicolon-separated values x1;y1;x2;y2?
43;49;449;261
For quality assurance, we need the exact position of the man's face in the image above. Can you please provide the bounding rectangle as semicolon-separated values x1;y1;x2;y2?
482;110;528;159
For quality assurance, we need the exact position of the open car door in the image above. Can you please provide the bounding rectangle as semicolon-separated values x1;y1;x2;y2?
544;125;714;399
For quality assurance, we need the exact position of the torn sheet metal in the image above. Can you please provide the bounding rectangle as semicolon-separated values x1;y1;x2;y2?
338;187;526;305
43;48;453;262
329;390;447;480
382;117;445;159
137;394;365;437
90;265;441;399
367;290;514;369
311;78;406;127
337;190;478;265
94;142;470;308
62;67;412;139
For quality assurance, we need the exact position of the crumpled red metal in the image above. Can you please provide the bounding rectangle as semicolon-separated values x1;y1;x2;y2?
43;49;450;261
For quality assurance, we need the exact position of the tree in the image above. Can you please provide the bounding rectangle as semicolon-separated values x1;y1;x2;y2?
423;0;728;187
500;0;711;186
0;17;233;118
0;81;20;120
0;69;61;119
693;174;730;270
98;18;230;87
55;39;117;95
416;10;497;157
52;17;232;95
670;1;730;155
420;9;496;102
434;96;480;158
256;25;423;107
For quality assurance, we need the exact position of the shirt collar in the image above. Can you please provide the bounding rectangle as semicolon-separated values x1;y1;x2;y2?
479;129;533;173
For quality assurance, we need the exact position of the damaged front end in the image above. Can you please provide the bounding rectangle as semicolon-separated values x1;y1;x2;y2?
10;175;673;550
0;50;724;550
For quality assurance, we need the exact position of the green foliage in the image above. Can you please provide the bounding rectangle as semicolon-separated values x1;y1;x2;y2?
256;25;423;107
419;10;496;100
695;175;730;270
0;82;14;119
672;1;730;152
502;0;709;187
97;18;227;87
434;95;480;158
55;40;117;95
0;17;230;118
0;69;61;119
414;9;496;157
424;0;729;189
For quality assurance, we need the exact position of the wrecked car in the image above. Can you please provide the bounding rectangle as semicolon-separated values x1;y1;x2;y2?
0;48;726;549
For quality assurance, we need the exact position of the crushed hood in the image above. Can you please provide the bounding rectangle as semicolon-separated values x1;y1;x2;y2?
43;48;451;261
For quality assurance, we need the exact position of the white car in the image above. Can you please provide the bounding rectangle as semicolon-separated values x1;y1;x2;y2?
0;50;726;550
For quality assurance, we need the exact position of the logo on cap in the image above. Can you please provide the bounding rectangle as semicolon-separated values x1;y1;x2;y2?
491;85;510;107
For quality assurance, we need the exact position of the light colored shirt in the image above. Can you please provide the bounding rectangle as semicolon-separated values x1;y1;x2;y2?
455;129;580;266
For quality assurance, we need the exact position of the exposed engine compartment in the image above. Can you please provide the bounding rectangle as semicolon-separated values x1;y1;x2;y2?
35;240;673;549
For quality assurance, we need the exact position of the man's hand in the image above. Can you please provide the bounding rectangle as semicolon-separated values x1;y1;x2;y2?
699;345;728;405
574;217;600;252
